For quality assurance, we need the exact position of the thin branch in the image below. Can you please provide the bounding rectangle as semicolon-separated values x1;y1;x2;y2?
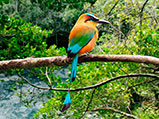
127;15;159;37
17;73;50;90
128;78;158;89
107;0;120;15
45;67;53;89
140;0;149;14
81;88;97;119
18;73;159;91
140;0;149;30
89;107;139;119
141;63;157;70
0;54;159;70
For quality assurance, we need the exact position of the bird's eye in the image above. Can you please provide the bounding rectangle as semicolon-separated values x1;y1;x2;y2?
85;16;99;22
92;17;99;22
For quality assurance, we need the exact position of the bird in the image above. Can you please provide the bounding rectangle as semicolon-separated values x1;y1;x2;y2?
61;13;110;112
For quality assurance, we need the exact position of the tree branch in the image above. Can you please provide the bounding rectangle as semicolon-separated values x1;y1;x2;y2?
45;67;53;89
18;73;159;91
140;0;149;30
81;88;97;118
128;78;158;89
89;107;139;119
140;0;149;14
18;73;50;90
0;54;159;70
107;0;120;15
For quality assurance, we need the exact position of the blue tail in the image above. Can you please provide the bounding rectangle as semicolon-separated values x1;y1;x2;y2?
61;92;71;112
70;53;79;82
61;53;78;112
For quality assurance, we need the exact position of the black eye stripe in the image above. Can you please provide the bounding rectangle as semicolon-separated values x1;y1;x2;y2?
85;16;99;22
91;16;99;21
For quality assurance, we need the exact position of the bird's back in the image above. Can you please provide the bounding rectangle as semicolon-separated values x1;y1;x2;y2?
68;23;98;56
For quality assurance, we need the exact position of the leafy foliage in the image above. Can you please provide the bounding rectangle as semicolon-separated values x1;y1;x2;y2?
0;0;96;47
33;0;159;118
1;0;159;119
0;15;53;60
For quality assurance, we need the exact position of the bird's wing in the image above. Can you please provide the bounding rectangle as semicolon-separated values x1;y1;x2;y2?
67;25;96;57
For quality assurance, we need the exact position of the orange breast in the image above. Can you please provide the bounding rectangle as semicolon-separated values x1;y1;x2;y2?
78;31;98;56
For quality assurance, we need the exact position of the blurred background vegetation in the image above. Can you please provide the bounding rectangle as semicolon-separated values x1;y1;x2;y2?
0;0;159;118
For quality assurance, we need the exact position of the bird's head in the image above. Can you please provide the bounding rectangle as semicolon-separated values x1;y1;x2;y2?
76;13;110;26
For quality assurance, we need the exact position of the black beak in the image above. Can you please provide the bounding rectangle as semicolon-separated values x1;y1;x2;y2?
97;19;111;24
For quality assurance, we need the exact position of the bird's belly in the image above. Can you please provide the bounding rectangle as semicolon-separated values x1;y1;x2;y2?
78;33;98;56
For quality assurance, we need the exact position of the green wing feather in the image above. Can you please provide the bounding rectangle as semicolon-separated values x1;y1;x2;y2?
67;25;95;55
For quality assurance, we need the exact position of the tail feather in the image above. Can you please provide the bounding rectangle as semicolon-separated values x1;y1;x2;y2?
61;92;71;112
61;53;78;112
70;53;79;82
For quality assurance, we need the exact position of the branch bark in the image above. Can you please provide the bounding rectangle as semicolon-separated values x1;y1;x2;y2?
0;54;159;70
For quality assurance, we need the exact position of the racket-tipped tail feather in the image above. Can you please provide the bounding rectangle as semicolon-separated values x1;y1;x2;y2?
61;92;71;112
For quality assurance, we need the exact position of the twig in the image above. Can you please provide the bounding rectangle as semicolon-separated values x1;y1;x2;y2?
140;0;149;30
18;73;159;91
128;78;158;89
17;73;50;90
141;63;159;73
107;0;120;15
80;88;97;119
89;107;139;119
45;67;53;89
140;0;149;14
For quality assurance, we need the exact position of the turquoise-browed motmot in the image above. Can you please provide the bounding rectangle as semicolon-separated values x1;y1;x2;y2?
61;13;110;112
